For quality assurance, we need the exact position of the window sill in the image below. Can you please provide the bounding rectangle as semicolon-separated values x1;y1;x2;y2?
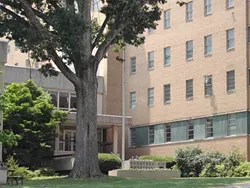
130;72;136;75
129;108;136;110
186;97;193;101
205;94;213;98
204;53;212;58
164;101;171;105
227;47;235;52
148;105;154;108
186;58;193;62
205;137;214;140
205;13;212;17
186;19;193;23
148;68;154;71
164;64;171;67
226;6;234;10
164;26;171;30
227;90;235;94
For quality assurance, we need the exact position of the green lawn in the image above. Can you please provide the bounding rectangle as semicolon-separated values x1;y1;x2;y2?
3;177;250;188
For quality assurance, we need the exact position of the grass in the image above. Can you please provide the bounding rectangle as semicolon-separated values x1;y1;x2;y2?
3;177;250;188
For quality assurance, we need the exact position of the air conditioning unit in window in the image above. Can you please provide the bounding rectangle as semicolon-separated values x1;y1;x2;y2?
205;77;212;85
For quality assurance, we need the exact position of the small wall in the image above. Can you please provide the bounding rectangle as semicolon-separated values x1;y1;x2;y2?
124;160;166;169
109;169;180;179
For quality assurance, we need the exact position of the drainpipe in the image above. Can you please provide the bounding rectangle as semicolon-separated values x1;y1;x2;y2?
122;48;126;167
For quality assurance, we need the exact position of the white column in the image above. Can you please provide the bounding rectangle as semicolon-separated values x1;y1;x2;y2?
0;40;8;162
113;125;118;154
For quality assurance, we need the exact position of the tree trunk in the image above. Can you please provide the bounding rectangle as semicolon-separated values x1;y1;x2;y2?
68;65;102;178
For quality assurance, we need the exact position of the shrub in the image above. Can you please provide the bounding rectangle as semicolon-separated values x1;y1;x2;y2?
175;147;203;177
200;151;226;177
234;162;250;177
139;155;175;169
34;167;57;177
98;153;121;174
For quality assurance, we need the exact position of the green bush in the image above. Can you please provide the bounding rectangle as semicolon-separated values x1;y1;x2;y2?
175;147;203;177
34;167;57;177
200;151;226;177
98;153;121;174
139;155;175;169
234;162;250;177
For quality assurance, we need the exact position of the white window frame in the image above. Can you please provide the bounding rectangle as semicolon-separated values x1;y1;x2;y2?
227;28;235;50
148;126;154;144
130;57;136;74
148;88;154;106
91;0;99;11
165;124;171;143
204;35;212;55
187;120;194;140
205;0;212;15
186;79;193;100
186;2;193;22
186;40;193;60
205;118;213;138
227;70;235;92
164;47;171;66
130;128;136;147
227;114;236;136
226;0;234;9
148;51;154;70
164;84;171;104
129;92;136;109
164;9;171;28
204;75;212;96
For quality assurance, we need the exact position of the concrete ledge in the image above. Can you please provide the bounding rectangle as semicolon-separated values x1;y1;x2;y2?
109;169;181;179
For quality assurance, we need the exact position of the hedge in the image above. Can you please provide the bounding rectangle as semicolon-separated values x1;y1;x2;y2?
98;153;121;174
139;155;175;169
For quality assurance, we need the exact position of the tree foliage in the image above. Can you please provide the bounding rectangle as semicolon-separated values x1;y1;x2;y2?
0;80;67;166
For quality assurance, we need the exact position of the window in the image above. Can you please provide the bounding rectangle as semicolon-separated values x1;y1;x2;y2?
204;35;212;55
248;27;250;43
186;2;193;22
228;114;236;136
130;128;136;147
148;88;154;106
130;92;136;109
227;29;235;50
187;120;194;140
91;0;99;11
59;92;69;110
186;79;193;100
186;40;193;60
148;28;154;33
164;47;171;66
227;0;234;9
206;118;213;138
130;57;136;74
148;51;154;70
205;0;212;15
165;124;171;142
70;94;77;110
48;91;58;107
164;9;171;28
164;84;171;104
204;75;212;96
227;70;235;92
25;59;30;68
149;126;154;144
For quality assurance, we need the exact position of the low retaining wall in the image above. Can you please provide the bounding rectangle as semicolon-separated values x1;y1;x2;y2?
124;160;166;169
109;169;181;179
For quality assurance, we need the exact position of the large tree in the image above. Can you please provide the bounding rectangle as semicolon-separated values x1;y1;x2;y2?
0;0;166;178
0;80;67;167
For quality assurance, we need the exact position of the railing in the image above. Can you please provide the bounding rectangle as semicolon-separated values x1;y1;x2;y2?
58;139;113;153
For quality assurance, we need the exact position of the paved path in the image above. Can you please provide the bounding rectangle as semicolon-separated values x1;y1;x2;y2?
217;182;250;188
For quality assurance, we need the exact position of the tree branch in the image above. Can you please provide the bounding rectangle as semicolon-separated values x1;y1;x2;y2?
31;8;54;26
92;15;110;50
48;47;80;87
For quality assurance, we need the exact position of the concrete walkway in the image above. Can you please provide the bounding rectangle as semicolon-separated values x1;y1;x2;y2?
218;182;250;188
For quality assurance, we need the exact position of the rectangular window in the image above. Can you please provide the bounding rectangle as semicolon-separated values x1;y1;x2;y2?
187;120;194;140
148;28;154;33
186;40;193;60
227;70;235;92
186;79;193;100
227;0;234;8
164;47;171;66
228;114;236;136
206;118;213;138
149;126;154;144
130;92;136;109
148;51;154;70
165;124;171;142
186;2;193;22
204;75;212;96
59;92;69;110
248;27;250;43
164;9;171;28
164;84;171;104
227;29;235;50
204;35;212;55
205;0;212;15
130;128;136;147
148;88;154;106
130;57;136;74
